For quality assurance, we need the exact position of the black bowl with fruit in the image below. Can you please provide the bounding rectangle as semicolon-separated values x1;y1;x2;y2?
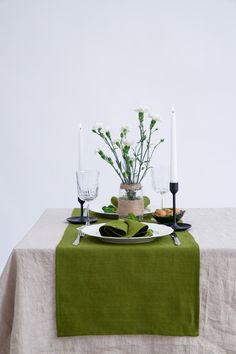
152;208;185;224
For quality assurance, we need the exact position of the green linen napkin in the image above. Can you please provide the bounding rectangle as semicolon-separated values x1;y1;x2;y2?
56;209;200;337
99;219;148;237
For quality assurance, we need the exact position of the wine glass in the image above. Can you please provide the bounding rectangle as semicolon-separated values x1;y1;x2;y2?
151;166;169;209
76;170;99;226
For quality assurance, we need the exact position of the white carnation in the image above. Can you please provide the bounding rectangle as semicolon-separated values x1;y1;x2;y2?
94;147;102;154
112;139;120;145
124;139;133;147
120;126;130;133
93;122;103;130
148;113;162;122
134;106;149;113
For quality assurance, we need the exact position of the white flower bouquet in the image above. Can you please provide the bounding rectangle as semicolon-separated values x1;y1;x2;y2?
92;107;164;185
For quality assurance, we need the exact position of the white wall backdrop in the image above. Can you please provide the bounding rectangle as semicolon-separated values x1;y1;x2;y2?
1;0;236;272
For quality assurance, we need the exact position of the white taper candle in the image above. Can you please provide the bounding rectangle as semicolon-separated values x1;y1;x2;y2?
78;123;84;171
170;108;178;183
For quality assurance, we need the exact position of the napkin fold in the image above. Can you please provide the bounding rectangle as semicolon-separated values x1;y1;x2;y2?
99;219;148;238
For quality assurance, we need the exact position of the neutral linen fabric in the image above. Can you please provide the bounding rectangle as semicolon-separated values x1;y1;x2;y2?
56;211;199;336
0;208;236;354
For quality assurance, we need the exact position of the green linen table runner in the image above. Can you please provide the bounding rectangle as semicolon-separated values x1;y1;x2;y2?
56;209;200;336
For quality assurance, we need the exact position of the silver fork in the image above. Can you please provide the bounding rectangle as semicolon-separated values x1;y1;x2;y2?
73;226;86;246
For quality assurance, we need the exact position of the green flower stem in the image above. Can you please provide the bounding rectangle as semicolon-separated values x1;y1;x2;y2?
136;120;146;183
133;129;143;182
123;154;132;184
139;139;164;182
118;135;128;178
141;127;152;164
109;163;126;183
132;146;138;182
137;125;156;182
106;135;125;178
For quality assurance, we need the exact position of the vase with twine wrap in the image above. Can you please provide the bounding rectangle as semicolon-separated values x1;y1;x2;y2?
118;184;144;220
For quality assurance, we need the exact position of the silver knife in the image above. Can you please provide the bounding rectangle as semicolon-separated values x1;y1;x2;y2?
170;232;181;246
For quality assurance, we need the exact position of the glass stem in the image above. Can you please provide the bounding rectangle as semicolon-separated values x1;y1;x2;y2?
86;202;90;226
161;193;164;209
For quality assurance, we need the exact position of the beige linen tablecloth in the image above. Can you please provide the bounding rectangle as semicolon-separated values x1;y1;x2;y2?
0;208;236;354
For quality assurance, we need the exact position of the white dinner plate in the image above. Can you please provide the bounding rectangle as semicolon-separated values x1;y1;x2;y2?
78;223;173;244
91;204;156;219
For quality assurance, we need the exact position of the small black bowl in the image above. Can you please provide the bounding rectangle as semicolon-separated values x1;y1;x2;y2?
152;209;185;224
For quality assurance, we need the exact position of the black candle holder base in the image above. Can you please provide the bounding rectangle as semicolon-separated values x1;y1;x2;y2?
67;216;97;225
67;197;97;224
169;182;192;232
166;222;191;231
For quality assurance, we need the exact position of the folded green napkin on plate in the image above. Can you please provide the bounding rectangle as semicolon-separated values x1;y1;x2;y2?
99;219;148;238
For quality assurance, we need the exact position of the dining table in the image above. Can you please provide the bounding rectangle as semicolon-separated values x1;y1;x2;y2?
0;208;236;354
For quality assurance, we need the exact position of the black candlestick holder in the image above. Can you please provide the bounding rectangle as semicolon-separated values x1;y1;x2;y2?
167;182;191;231
67;197;97;224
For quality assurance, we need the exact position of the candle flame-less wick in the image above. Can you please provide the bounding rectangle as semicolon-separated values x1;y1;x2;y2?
171;107;175;114
79;123;82;129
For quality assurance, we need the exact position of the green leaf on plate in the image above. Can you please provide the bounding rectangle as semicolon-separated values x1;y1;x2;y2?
102;205;117;213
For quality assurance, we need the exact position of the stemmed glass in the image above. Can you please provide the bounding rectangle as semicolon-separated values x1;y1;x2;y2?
76;170;99;226
151;166;169;209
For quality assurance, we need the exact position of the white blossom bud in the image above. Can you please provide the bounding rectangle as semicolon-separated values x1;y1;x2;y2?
134;106;149;113
93;122;103;130
148;113;162;122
